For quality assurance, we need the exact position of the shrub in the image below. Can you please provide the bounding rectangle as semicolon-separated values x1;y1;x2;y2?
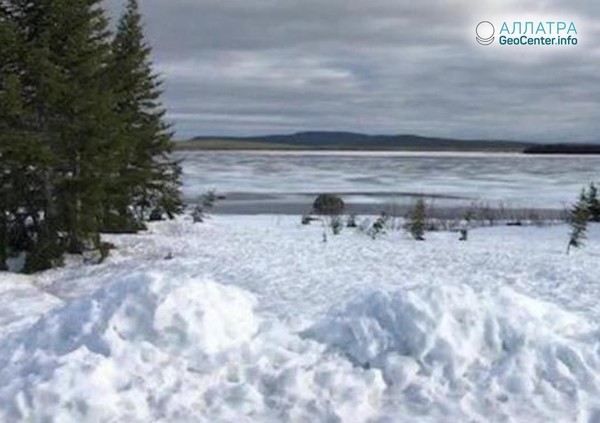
346;214;357;228
192;205;205;223
330;216;344;235
480;202;497;226
191;190;224;223
463;209;476;224
358;218;371;233
368;213;389;239
313;194;344;216
201;189;222;210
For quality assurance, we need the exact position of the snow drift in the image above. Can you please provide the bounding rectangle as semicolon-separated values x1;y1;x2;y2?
2;267;600;422
304;284;600;422
0;272;384;422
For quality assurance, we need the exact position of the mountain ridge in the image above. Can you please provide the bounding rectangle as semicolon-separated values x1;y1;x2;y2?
179;131;532;152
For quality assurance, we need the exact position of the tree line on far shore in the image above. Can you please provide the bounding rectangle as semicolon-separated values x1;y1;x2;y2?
0;0;182;273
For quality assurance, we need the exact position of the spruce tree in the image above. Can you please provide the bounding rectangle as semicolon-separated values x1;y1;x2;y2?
1;0;182;272
2;0;120;270
567;190;589;254
409;199;426;241
0;11;20;270
108;0;182;229
1;0;74;272
0;4;59;271
44;0;121;253
586;183;600;222
0;6;16;270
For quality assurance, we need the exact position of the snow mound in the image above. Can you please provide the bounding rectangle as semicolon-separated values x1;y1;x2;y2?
304;284;600;422
0;271;258;363
0;272;384;422
0;272;258;421
4;267;600;422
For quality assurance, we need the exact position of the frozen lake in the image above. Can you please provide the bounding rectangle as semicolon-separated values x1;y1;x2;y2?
176;151;600;212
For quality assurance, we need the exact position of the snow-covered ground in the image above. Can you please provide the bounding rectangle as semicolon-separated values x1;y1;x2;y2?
2;215;600;422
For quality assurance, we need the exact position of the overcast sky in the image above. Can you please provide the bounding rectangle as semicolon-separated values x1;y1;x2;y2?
105;0;600;142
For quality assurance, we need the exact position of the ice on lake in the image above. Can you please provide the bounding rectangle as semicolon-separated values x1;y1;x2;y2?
177;151;600;211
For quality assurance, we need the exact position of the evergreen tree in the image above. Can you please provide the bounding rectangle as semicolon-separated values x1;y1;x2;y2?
1;0;120;270
0;4;60;271
107;0;182;230
2;5;23;270
44;0;121;253
567;190;589;254
1;0;181;272
409;199;426;241
585;183;600;222
0;0;75;272
0;5;19;270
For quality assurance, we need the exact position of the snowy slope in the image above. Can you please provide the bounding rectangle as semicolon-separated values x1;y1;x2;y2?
1;216;600;422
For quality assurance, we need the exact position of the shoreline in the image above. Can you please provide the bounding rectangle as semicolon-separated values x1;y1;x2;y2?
206;201;566;220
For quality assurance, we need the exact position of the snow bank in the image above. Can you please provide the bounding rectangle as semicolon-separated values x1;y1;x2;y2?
3;256;600;422
0;272;257;421
304;284;600;422
0;272;384;422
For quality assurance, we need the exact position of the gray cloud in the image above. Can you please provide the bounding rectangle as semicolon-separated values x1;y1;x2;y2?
106;0;600;142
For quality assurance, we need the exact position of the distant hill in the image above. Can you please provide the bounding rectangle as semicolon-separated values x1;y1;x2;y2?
176;131;533;152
